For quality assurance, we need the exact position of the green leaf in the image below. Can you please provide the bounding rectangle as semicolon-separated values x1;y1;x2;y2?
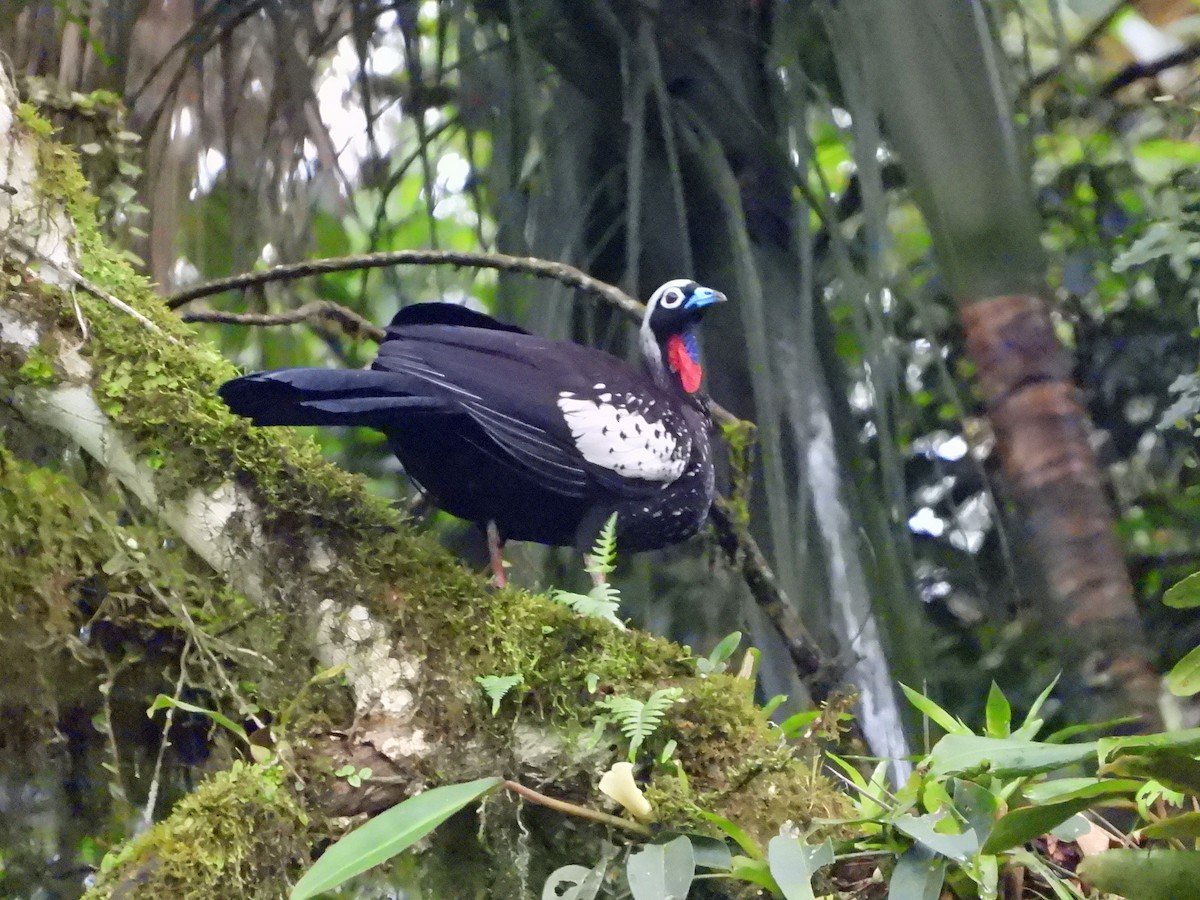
887;845;945;900
147;695;247;743
779;709;821;740
891;812;978;862
899;683;969;736
984;683;1011;738
927;734;1097;778
766;836;833;900
688;835;733;870
289;777;502;899
543;860;606;900
1012;675;1060;741
728;855;780;893
599;688;682;762
698;631;742;675
982;786;1125;855
952;780;999;847
1106;751;1200;795
1098;726;1200;764
1167;645;1200;696
1164;572;1200;609
1077;849;1200;900
1137;812;1200;841
698;810;763;860
1022;778;1140;805
626;835;695;900
476;673;523;715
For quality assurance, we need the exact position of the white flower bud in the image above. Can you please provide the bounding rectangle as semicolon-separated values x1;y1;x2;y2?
599;761;653;821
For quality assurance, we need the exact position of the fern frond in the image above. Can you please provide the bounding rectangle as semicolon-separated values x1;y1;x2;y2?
599;687;683;761
552;580;625;630
476;673;523;715
586;513;619;577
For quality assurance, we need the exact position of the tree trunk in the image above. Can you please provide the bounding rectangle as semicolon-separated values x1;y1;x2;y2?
0;61;846;897
842;0;1159;726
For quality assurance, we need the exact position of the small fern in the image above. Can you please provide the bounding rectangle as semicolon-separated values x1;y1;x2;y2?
586;512;619;578
476;673;523;715
553;513;625;629
599;687;683;762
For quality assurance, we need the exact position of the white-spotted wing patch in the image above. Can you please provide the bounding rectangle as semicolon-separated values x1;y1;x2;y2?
557;394;688;482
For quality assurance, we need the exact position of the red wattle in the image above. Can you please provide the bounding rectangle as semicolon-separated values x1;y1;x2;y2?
666;335;703;394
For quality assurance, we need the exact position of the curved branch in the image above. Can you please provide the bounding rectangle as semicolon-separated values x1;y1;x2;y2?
166;249;646;321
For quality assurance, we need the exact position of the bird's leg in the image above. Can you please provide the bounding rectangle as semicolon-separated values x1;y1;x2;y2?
486;520;507;588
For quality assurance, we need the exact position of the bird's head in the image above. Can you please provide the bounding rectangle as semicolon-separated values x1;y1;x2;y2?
639;278;727;394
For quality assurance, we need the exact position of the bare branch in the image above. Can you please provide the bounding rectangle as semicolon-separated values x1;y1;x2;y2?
165;249;645;321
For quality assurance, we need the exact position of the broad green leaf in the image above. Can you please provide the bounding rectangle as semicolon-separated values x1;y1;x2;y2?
984;683;1011;738
1022;778;1141;805
543;860;606;900
688;835;733;870
1106;751;1200;795
892;812;979;862
1078;849;1200;900
928;734;1097;778
1167;645;1200;696
1137;812;1200;841
982;785;1126;855
767;836;833;900
1098;726;1200;764
952;780;998;846
626;835;695;900
887;845;945;900
699;810;763;860
1165;572;1200;609
899;683;969;736
289;776;502;899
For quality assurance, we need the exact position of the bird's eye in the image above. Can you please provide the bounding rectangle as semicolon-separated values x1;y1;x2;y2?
659;288;684;309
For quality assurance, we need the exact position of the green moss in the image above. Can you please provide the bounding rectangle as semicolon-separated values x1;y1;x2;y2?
719;418;757;525
84;762;311;900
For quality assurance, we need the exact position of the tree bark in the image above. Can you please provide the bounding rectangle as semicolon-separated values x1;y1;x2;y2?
0;61;844;897
962;295;1160;722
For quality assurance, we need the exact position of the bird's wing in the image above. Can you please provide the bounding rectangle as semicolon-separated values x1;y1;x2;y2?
373;325;688;498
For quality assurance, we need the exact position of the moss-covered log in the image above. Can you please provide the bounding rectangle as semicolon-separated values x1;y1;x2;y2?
0;61;846;897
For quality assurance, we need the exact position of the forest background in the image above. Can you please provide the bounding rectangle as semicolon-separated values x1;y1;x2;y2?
1;0;1199;897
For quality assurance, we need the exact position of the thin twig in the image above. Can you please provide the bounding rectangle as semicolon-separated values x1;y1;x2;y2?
165;249;644;320
502;779;652;837
181;300;383;341
15;238;180;344
710;498;835;695
1022;0;1129;95
1100;43;1200;96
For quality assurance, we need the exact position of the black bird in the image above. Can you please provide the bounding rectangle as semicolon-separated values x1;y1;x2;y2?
219;279;726;584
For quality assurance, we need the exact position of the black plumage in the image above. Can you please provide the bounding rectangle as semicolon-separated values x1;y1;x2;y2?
219;279;725;567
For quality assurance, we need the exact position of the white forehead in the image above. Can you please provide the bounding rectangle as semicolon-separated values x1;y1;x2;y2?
644;279;694;317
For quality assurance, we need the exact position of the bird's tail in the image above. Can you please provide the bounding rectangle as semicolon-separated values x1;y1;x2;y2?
219;368;440;427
